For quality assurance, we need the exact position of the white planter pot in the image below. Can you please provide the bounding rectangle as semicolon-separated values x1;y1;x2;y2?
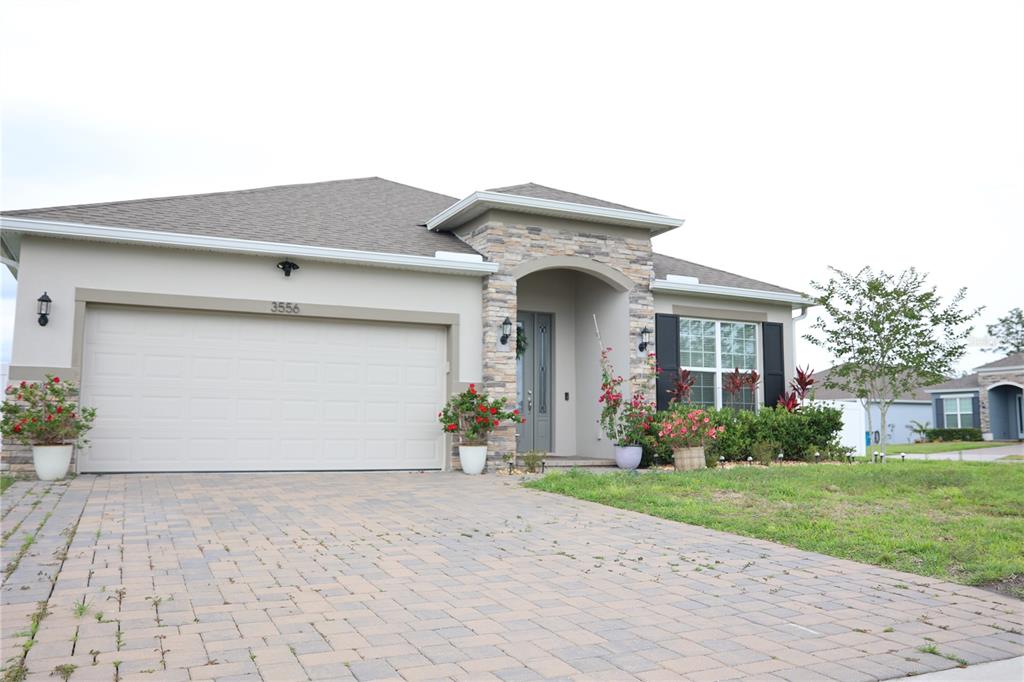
459;445;488;475
614;445;643;470
32;445;73;481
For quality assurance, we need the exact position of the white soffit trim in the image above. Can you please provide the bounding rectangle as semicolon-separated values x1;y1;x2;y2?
923;387;979;394
651;278;816;307
978;365;1024;374
426;191;684;233
1;217;498;276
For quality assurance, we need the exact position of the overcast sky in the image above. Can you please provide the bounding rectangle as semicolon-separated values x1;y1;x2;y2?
2;0;1021;373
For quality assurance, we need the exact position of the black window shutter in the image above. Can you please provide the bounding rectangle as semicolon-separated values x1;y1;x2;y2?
655;314;679;410
762;322;785;407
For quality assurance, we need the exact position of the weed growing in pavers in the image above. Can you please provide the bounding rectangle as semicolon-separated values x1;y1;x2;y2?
93;611;104;622
88;651;99;666
51;663;77;681
72;600;90;617
883;626;895;633
1;661;28;682
917;644;968;667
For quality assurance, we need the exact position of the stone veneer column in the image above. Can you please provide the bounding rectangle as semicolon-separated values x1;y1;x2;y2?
479;271;519;458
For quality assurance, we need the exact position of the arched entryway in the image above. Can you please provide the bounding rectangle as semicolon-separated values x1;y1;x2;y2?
987;383;1024;440
514;259;631;459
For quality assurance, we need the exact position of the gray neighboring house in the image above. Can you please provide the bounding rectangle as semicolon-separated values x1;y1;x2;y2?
809;367;933;446
1;177;814;473
924;353;1024;441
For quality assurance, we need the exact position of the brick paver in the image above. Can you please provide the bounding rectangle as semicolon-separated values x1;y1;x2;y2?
1;472;1021;680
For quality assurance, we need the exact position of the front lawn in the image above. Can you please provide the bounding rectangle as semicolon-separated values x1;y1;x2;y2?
527;462;1024;598
881;441;1007;454
0;475;13;494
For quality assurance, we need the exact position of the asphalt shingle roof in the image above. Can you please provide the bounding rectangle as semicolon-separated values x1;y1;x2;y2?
4;177;800;296
2;177;477;257
652;252;803;296
924;374;980;392
976;352;1024;371
487;183;654;214
810;367;933;401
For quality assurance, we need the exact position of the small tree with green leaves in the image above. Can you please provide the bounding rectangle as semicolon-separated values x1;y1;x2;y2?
985;307;1024;355
806;267;979;455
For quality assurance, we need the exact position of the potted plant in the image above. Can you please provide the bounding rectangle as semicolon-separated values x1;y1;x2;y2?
598;348;655;470
438;383;523;475
2;376;96;480
656;407;725;471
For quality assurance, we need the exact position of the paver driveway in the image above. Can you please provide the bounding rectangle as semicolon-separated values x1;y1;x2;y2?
2;473;1022;681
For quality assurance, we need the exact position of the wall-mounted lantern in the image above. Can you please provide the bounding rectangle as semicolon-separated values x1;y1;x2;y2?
499;317;513;345
37;292;52;326
638;326;651;352
277;260;300;277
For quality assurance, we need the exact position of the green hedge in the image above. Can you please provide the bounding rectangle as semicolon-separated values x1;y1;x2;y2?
925;427;982;442
642;403;846;466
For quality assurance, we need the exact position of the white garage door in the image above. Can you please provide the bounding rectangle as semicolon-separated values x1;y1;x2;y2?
79;305;446;472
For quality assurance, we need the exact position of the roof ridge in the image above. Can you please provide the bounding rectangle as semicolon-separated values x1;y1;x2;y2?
1;176;447;216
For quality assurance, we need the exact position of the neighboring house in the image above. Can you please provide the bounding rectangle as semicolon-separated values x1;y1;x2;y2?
923;353;1024;441
0;178;812;473
808;367;933;452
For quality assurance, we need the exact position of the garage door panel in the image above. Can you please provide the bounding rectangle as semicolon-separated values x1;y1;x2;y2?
79;306;446;472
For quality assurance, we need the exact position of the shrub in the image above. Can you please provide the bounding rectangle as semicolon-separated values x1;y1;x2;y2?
749;440;779;465
925;427;982;442
521;451;544;473
702;404;844;462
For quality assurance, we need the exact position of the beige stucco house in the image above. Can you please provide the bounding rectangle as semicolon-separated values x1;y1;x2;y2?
1;178;813;472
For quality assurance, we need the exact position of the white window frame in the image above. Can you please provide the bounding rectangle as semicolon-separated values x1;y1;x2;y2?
678;317;761;410
942;394;974;428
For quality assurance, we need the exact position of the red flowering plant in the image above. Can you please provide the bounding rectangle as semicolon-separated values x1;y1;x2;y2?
776;365;815;413
438;383;524;446
2;376;96;446
666;368;695;404
598;348;657;446
656;408;726;449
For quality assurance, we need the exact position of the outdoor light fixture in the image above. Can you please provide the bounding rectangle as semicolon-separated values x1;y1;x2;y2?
277;260;300;277
638;326;651;352
499;317;513;345
36;292;52;326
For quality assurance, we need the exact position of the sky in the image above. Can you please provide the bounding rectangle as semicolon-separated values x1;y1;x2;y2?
1;0;1021;373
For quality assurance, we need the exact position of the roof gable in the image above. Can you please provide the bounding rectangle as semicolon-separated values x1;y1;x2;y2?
652;252;802;296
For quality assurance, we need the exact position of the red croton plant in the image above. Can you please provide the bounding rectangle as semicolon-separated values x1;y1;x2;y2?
2;376;96;446
723;368;760;408
777;366;815;412
438;383;524;446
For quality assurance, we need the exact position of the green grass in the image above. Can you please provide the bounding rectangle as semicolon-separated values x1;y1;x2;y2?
1;475;14;494
882;441;1007;454
527;462;1024;595
1000;455;1024;462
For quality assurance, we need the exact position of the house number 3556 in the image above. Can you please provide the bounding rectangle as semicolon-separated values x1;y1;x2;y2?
271;301;301;314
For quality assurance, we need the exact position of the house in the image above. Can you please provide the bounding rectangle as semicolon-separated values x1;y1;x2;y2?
0;178;813;472
923;353;1024;441
807;366;933;453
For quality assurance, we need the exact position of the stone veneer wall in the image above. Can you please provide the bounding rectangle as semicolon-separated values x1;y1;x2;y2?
460;219;655;460
978;370;1024;436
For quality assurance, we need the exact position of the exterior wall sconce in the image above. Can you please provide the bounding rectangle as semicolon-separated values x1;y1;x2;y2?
499;317;513;345
638;326;651;352
277;260;300;277
37;292;52;326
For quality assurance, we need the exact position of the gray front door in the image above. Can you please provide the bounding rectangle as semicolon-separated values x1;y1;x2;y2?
516;311;553;453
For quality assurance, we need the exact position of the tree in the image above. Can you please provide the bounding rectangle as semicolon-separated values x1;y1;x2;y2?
805;267;980;455
985;307;1024;355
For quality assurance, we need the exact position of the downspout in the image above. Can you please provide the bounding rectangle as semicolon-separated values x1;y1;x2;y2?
792;305;808;322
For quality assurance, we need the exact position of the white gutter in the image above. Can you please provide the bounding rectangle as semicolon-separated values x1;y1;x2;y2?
1;217;499;276
651;278;816;307
426;191;684;233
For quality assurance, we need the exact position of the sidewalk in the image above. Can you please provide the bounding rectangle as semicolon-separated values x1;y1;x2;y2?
876;443;1023;462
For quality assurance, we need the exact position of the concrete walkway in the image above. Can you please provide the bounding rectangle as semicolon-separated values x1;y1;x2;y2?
873;443;1023;462
2;473;1022;681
